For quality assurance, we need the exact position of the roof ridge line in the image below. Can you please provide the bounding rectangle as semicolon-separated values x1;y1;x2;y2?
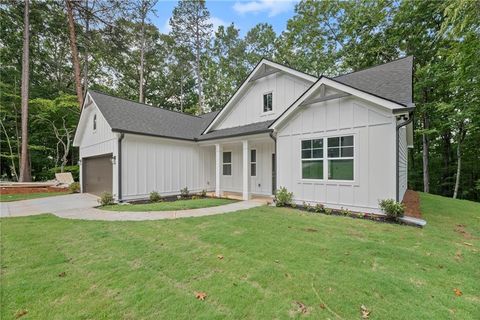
333;55;413;79
88;89;202;118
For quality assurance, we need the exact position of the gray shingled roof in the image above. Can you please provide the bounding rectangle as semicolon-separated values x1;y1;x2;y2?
333;56;413;106
89;91;217;141
88;57;413;141
197;120;274;141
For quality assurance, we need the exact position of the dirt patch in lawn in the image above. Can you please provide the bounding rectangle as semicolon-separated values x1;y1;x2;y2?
0;186;67;195
402;190;422;218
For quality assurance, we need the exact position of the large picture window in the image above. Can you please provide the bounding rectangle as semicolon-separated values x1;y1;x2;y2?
300;135;354;181
327;136;354;180
263;92;273;112
223;152;232;176
301;139;323;179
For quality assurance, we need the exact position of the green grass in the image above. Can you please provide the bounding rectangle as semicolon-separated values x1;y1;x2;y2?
0;192;70;202
100;198;237;212
1;193;479;319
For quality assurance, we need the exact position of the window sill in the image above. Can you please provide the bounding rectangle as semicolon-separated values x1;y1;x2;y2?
261;111;275;117
298;179;358;186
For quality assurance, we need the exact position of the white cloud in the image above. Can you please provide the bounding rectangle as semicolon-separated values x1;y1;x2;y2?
160;16;228;34
209;16;228;31
233;0;297;17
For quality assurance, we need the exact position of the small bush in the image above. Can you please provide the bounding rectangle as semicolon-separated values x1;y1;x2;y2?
199;189;207;197
149;191;162;202
69;182;80;193
324;208;332;215
191;195;199;200
275;187;293;207
379;199;405;220
314;203;324;213
340;208;350;216
98;192;114;206
303;201;314;212
180;187;189;199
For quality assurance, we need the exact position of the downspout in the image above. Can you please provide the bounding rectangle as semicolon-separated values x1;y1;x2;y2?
396;112;413;202
269;131;277;194
117;133;125;202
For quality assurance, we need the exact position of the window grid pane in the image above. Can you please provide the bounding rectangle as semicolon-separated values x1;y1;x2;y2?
251;163;256;176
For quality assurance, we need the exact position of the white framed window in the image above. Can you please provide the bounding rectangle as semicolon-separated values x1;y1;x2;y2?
301;139;323;179
300;135;355;181
222;151;232;176
250;149;256;176
263;92;273;113
93;114;97;132
327;135;354;181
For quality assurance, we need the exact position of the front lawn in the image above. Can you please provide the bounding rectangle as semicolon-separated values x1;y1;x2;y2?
0;191;70;202
1;193;478;319
100;198;236;212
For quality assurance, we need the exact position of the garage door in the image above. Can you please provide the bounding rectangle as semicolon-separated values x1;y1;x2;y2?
83;154;113;196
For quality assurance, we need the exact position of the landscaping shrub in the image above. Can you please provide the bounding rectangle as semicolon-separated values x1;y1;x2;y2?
199;189;207;197
274;187;293;207
324;208;332;215
98;192;114;206
180;187;189;199
379;199;405;220
314;203;324;213
149;191;162;202
69;182;80;193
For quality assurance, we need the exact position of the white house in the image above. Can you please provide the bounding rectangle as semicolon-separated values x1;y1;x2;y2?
73;57;414;213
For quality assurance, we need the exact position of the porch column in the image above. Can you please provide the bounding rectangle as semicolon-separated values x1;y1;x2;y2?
242;140;250;200
215;144;221;197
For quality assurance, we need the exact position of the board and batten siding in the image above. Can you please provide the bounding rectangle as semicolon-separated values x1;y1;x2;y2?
276;96;397;213
398;126;408;201
77;102;118;196
215;73;312;130
121;134;215;200
219;140;274;195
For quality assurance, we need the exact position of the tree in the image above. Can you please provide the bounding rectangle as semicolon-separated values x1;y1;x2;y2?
244;23;277;68
204;23;247;110
65;0;84;109
137;0;158;103
170;0;212;112
19;0;31;182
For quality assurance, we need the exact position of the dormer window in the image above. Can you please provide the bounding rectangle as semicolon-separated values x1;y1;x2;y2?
263;92;273;112
93;114;97;131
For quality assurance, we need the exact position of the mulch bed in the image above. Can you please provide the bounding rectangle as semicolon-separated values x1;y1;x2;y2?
402;190;422;218
0;186;67;195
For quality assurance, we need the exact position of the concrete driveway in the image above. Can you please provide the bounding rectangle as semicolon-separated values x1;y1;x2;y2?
0;193;99;218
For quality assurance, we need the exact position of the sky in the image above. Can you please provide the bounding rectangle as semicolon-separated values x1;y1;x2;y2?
151;0;299;37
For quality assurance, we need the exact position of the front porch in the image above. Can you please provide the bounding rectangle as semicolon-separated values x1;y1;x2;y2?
200;133;276;201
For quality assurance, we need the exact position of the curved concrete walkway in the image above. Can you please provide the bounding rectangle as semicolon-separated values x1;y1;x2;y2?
1;193;264;221
55;200;263;221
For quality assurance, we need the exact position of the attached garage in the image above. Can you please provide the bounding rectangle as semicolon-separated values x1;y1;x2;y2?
82;154;113;196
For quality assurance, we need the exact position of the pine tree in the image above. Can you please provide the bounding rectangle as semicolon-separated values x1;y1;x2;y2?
170;0;212;112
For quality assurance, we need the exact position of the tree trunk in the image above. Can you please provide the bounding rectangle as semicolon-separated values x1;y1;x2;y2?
453;125;466;199
66;0;84;109
139;13;145;103
422;115;430;193
195;21;204;113
453;139;461;199
83;0;90;97
19;0;31;182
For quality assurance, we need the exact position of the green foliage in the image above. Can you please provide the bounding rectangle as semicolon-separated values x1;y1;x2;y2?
314;203;325;213
199;189;207;197
69;182;80;193
36;165;80;182
149;191;162;203
98;192;114;206
379;199;405;220
180;187;189;199
324;208;333;215
274;187;293;207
